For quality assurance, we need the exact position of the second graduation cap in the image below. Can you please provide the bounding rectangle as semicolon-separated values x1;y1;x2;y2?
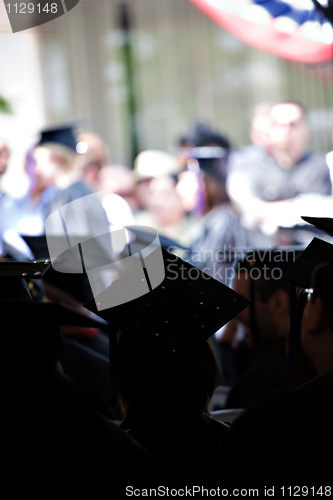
37;125;78;152
283;237;333;289
20;234;96;303
301;216;333;239
0;259;51;278
0;259;51;302
84;248;250;361
0;300;107;331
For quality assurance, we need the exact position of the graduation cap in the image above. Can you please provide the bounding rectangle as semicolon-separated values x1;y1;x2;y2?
0;300;107;331
0;259;51;278
283;237;333;289
37;125;78;152
0;259;51;302
301;216;333;239
20;235;49;261
84;248;251;361
20;234;94;303
184;148;229;178
22;226;164;304
177;121;231;150
233;247;303;275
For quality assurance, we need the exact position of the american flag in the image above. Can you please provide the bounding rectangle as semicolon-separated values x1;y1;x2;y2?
189;0;333;63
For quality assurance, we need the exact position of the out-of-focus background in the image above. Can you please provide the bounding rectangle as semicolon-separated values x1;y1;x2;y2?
1;0;333;195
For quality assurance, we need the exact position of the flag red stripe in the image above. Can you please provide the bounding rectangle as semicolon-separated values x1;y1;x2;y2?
189;0;333;63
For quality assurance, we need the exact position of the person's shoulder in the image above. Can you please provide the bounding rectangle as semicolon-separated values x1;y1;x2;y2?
306;150;326;160
65;180;93;197
299;151;327;167
219;381;333;486
224;388;292;438
229;144;266;162
228;145;268;171
1;189;29;206
294;369;333;400
203;203;237;222
49;181;98;210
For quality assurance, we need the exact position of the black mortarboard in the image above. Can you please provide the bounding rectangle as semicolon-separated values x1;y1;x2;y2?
178;121;231;149
84;248;250;361
0;301;107;330
196;155;228;181
37;125;78;152
301;216;333;238
0;259;51;302
20;234;94;303
22;227;186;303
185;148;229;180
232;247;305;281
0;259;51;278
20;235;49;260
283;237;333;289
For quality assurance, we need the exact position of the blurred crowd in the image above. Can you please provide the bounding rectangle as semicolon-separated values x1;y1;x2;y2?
1;99;333;492
1;99;333;264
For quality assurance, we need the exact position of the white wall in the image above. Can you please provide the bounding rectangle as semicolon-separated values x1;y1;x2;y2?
0;2;46;196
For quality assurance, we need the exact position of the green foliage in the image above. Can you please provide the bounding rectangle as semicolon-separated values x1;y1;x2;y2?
0;96;12;114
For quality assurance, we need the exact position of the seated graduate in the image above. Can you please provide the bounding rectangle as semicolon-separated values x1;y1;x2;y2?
216;227;333;487
0;267;152;496
185;152;253;286
1;125;111;307
6;126;116;372
0;258;117;420
84;245;250;486
218;247;315;409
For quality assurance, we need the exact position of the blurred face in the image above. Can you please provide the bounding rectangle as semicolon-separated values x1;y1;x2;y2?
33;147;59;192
232;271;282;345
0;141;10;175
175;169;202;213
147;176;185;224
250;114;272;150
135;178;152;211
269;103;310;165
98;165;135;196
